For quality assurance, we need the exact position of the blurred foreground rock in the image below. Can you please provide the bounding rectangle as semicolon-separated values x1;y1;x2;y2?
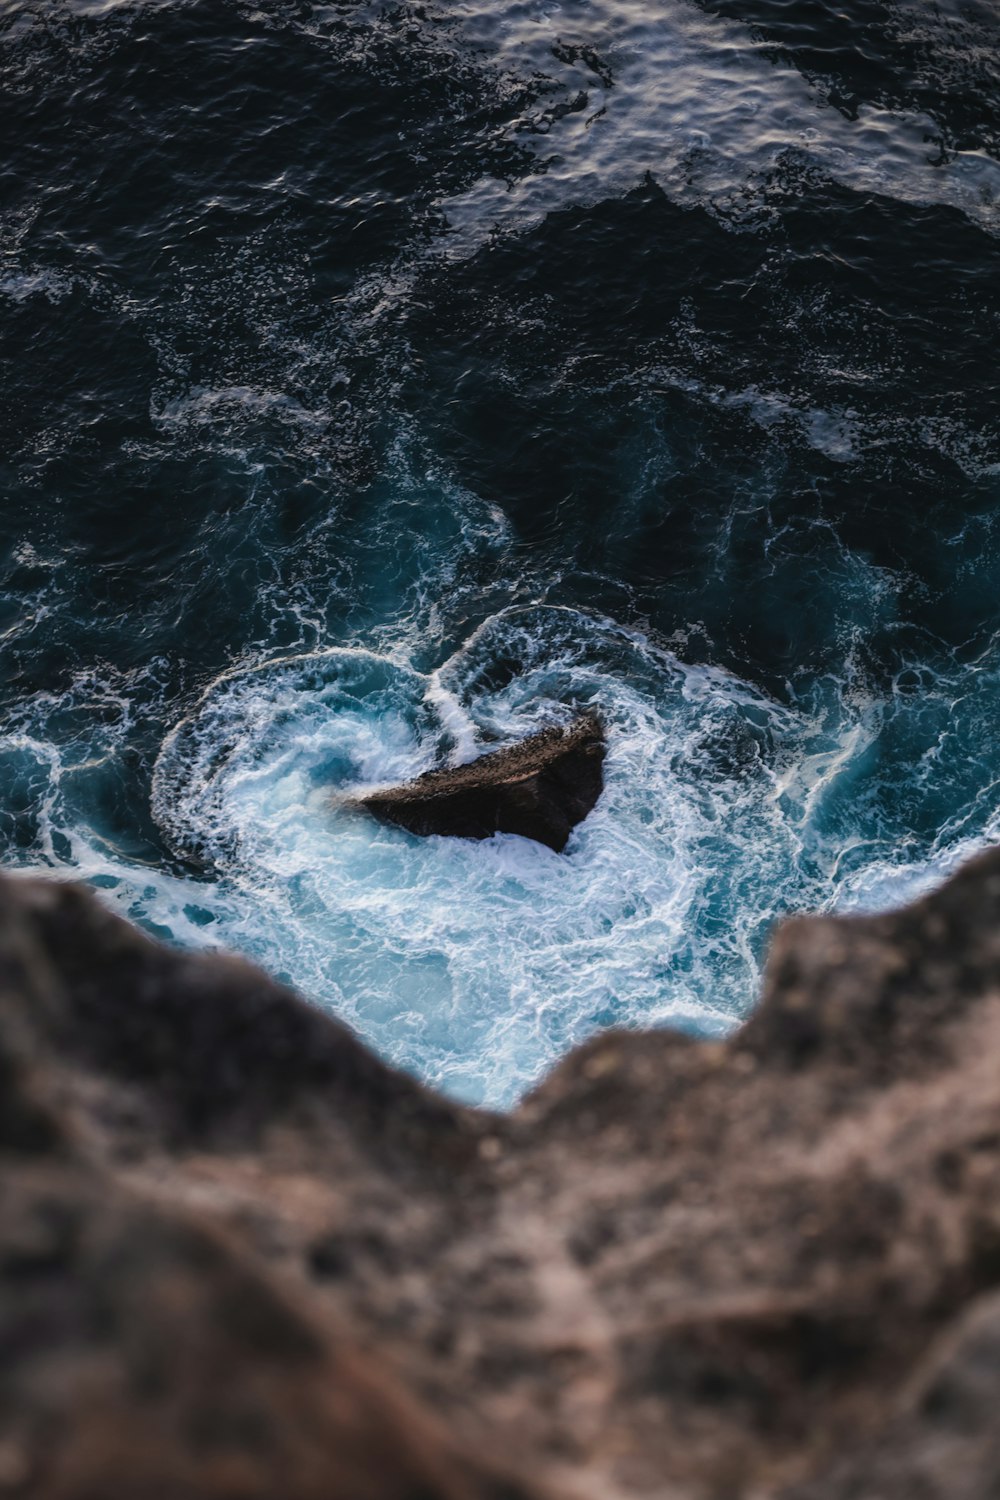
4;850;1000;1497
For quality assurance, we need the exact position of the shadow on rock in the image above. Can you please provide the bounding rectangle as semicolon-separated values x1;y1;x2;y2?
351;712;605;852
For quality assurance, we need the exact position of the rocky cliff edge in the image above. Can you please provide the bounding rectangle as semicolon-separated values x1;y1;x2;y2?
4;851;1000;1498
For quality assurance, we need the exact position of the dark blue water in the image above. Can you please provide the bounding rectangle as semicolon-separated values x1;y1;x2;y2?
2;0;999;1103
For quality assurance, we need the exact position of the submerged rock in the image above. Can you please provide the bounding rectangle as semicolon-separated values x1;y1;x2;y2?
354;711;606;852
5;851;1000;1495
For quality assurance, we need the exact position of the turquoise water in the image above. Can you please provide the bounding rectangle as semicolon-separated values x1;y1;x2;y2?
2;0;999;1103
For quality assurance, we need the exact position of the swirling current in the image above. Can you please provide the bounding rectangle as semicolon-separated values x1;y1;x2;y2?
2;0;999;1104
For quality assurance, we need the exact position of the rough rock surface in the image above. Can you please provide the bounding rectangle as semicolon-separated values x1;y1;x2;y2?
352;712;606;851
5;849;1000;1496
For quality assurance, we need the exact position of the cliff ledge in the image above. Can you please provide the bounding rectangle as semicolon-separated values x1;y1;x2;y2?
4;851;1000;1498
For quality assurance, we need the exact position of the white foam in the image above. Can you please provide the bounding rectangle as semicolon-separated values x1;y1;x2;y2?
0;268;75;304
152;385;333;435
4;604;1000;1106
142;607;892;1103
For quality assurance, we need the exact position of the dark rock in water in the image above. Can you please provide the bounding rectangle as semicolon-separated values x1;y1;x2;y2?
7;851;1000;1496
355;711;605;852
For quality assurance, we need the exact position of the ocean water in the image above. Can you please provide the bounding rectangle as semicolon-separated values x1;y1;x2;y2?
2;0;999;1105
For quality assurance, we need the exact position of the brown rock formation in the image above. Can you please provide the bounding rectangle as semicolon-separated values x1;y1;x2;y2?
4;849;1000;1497
352;712;606;851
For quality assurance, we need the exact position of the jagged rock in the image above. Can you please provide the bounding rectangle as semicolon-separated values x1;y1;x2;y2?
353;712;606;852
4;851;1000;1496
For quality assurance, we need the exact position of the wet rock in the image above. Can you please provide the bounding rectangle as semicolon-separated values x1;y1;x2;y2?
353;712;605;852
5;850;1000;1495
